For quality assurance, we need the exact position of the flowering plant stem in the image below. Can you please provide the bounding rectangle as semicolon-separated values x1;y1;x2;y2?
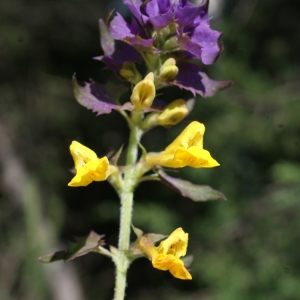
114;111;143;300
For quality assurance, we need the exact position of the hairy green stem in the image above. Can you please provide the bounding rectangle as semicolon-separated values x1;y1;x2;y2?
113;112;143;300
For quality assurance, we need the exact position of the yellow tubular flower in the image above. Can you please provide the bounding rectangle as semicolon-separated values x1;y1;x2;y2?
130;72;156;110
146;121;219;168
139;228;192;280
158;99;188;126
68;141;115;187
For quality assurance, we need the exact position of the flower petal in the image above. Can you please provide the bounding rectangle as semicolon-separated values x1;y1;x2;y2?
68;157;110;187
157;227;188;258
152;254;192;280
174;146;220;168
70;141;98;170
165;121;205;152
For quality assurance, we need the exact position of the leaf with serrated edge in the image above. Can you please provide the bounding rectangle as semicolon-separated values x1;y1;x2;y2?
72;74;132;115
158;170;226;202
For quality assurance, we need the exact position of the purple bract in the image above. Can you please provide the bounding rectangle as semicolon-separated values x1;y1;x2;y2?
108;0;222;65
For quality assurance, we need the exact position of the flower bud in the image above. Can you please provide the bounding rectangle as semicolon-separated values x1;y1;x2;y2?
163;36;179;51
160;58;179;82
130;72;156;110
119;62;142;84
158;99;188;126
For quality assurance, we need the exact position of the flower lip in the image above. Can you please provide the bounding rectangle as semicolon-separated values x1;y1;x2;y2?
138;227;192;280
68;141;114;187
145;121;220;169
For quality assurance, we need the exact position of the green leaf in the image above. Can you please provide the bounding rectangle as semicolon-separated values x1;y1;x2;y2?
158;170;226;202
38;231;105;263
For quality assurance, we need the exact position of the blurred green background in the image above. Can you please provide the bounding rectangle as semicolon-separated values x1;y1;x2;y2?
1;0;300;299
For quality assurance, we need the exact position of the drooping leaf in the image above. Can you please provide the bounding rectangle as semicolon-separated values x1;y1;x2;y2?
72;74;132;115
38;231;105;263
158;170;226;202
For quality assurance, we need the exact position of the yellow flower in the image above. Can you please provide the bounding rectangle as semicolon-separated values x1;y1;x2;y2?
130;72;156;110
146;121;219;168
139;228;192;280
68;141;115;187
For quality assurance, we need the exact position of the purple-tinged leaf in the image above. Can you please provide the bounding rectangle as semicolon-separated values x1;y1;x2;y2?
173;62;232;97
109;12;156;51
158;170;226;202
189;21;222;65
109;12;136;40
125;35;156;51
98;19;142;71
72;74;132;115
124;0;144;24
142;0;173;28
38;231;105;263
95;40;143;71
99;19;115;57
175;2;203;27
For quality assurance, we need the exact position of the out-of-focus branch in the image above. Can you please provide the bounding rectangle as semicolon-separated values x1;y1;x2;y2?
0;123;84;300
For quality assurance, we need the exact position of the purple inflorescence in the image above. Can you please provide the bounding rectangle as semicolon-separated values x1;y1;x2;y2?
108;0;222;65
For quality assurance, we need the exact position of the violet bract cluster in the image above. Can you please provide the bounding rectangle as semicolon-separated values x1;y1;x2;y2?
109;0;220;64
40;1;230;300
